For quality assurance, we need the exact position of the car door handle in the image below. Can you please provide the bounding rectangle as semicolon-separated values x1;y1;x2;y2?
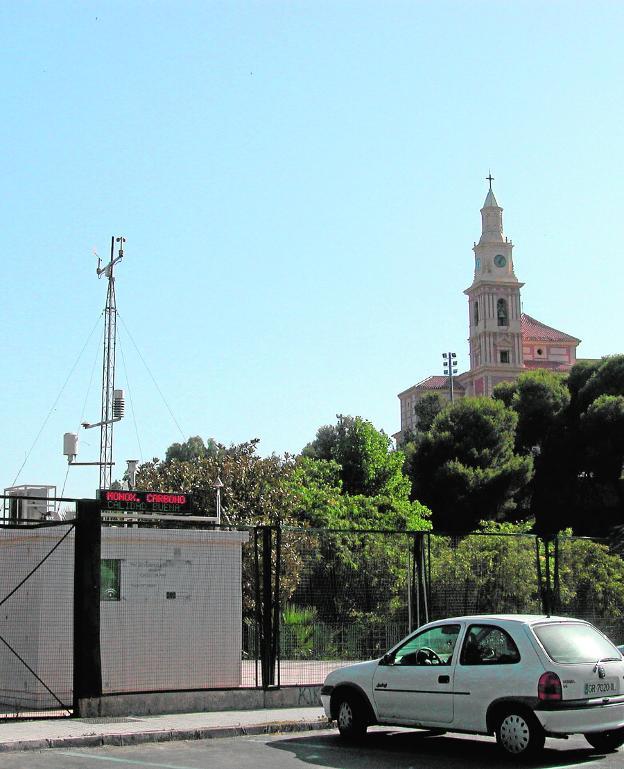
438;675;450;684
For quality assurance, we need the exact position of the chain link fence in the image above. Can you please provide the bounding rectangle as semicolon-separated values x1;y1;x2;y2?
275;528;624;685
276;529;412;685
0;496;76;719
2;495;623;715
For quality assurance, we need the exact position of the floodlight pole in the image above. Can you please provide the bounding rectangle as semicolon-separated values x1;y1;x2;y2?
442;351;457;402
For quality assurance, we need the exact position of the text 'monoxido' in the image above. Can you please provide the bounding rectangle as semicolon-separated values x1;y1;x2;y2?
97;489;193;514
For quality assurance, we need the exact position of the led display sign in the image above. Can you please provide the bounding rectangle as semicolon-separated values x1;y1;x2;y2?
97;490;193;514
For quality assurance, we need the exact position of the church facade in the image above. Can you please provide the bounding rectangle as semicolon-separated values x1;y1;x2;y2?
396;182;580;441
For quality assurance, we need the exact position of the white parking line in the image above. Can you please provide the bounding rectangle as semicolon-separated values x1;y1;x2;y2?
56;752;199;769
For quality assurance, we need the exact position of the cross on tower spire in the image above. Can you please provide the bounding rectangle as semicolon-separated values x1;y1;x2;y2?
486;171;494;190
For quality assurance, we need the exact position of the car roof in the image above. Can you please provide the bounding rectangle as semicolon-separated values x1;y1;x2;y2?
427;614;586;627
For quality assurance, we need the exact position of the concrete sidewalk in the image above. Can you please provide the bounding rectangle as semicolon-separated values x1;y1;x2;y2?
0;707;330;752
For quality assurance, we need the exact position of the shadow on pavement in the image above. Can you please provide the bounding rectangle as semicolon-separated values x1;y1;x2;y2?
268;728;604;769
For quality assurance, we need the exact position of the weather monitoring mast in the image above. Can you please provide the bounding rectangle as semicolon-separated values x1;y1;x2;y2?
64;236;125;489
93;236;125;489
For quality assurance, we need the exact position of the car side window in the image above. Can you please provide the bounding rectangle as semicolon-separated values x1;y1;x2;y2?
460;624;520;665
391;624;461;666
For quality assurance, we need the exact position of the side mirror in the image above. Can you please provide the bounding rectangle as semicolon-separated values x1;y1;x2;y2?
380;652;394;666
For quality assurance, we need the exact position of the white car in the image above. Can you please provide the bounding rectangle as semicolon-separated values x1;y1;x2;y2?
321;614;624;757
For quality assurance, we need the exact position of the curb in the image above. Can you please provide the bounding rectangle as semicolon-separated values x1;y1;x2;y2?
0;718;332;753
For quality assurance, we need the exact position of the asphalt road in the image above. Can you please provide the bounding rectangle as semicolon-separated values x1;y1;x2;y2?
0;727;621;769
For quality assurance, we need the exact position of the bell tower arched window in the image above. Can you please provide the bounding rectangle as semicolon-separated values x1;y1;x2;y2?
474;301;479;326
497;298;508;327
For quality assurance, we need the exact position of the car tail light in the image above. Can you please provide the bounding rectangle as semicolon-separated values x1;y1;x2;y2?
538;671;562;701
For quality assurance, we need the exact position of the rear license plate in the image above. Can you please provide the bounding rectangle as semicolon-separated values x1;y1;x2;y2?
584;678;620;696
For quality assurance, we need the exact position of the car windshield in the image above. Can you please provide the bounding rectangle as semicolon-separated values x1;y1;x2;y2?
533;622;619;664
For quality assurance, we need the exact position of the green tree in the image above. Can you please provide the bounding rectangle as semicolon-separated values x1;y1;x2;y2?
557;534;624;632
303;415;410;498
492;380;517;409
567;359;602;414
301;425;337;461
290;456;430;532
409;398;533;532
507;370;570;453
430;521;540;617
413;392;446;433
580;395;624;482
287;455;430;643
576;355;624;412
428;522;624;631
136;439;304;617
165;435;221;463
530;356;624;536
138;438;296;526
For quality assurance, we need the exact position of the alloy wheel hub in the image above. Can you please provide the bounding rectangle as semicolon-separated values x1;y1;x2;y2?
338;703;352;729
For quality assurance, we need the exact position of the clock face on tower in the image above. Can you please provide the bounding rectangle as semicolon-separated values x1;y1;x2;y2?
494;254;507;268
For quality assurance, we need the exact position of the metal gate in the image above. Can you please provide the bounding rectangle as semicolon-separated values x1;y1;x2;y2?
0;495;76;719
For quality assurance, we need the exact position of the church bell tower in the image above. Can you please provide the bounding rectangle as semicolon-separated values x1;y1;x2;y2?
461;177;524;396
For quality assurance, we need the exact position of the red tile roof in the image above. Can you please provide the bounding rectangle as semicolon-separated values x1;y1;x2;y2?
415;375;465;391
521;313;580;344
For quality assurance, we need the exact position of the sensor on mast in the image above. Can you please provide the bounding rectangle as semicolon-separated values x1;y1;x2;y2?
97;236;124;279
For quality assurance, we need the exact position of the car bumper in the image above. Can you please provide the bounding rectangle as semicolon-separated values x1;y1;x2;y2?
536;699;624;735
320;693;332;719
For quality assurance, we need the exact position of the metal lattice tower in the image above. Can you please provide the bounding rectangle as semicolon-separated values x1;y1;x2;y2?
64;236;126;487
98;236;124;489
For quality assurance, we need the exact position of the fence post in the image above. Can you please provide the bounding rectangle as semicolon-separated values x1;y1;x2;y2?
272;525;281;687
253;527;261;687
407;537;413;633
544;538;552;615
411;533;429;629
73;499;102;716
537;536;555;616
260;525;276;688
553;536;560;614
535;536;543;612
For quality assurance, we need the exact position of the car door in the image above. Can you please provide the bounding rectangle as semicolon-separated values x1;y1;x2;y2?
452;623;527;733
372;623;461;725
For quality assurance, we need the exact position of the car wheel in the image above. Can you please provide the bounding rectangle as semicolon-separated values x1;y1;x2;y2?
496;709;545;757
336;693;367;740
585;728;624;752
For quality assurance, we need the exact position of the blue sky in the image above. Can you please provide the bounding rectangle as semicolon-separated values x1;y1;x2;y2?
1;1;623;500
